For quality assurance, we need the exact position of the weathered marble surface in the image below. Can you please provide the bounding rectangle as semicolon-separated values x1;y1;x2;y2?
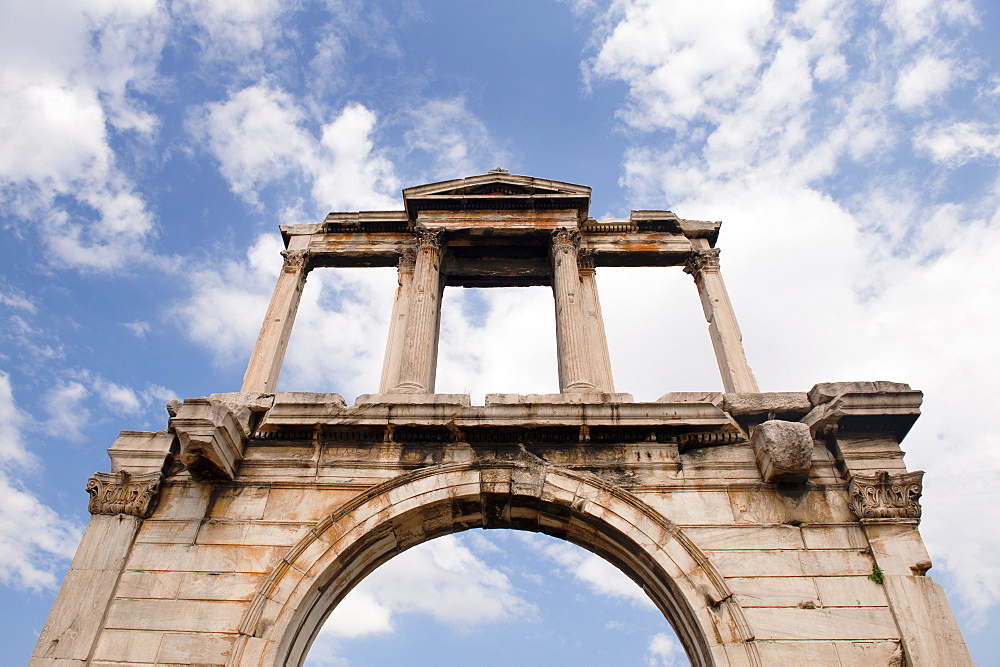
33;386;972;666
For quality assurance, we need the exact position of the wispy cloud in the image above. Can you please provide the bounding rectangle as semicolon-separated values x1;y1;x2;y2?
0;373;82;590
306;535;537;664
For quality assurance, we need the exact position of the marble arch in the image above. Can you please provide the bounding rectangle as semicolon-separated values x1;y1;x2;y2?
34;172;972;666
241;461;753;666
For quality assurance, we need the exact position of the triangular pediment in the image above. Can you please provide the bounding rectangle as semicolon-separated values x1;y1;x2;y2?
403;172;591;219
403;172;590;198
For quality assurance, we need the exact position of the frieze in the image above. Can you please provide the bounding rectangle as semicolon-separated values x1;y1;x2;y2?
848;469;923;520
86;470;163;518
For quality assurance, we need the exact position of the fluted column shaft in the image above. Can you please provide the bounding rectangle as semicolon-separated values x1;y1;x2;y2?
684;240;759;393
379;249;416;392
241;239;310;393
578;250;615;392
551;229;598;392
393;230;444;393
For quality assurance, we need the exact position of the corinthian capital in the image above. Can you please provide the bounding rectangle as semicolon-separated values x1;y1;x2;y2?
87;470;163;518
683;248;721;276
398;247;417;271
552;228;580;253
280;249;310;274
415;229;442;251
848;470;924;521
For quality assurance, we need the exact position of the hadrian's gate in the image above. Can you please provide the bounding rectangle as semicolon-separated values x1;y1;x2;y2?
34;172;971;665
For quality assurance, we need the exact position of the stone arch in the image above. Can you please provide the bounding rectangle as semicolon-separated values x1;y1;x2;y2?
230;460;759;666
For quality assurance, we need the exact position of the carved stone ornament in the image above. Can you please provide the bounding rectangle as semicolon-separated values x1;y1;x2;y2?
398;247;417;271
280;249;310;274
414;229;442;251
86;470;163;518
683;248;721;276
552;228;580;252
848;469;924;521
577;248;596;271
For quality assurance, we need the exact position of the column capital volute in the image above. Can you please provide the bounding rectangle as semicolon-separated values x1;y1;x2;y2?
280;249;311;274
577;248;596;272
683;247;721;277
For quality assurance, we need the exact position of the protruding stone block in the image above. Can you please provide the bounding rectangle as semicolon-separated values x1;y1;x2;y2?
171;396;260;480
808;381;914;406
802;382;923;440
750;420;813;482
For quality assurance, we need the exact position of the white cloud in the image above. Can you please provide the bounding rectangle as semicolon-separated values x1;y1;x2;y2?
0;286;36;314
307;535;536;664
881;0;978;45
404;97;510;180
93;378;142;415
0;0;164;271
915;121;1000;165
42;381;90;442
0;372;32;466
645;632;685;666
122;320;151;338
0;373;83;590
585;0;775;130
191;85;399;213
0;474;82;591
173;0;286;62
522;533;653;608
895;55;955;110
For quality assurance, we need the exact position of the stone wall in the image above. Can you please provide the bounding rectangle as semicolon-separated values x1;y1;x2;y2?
31;384;971;666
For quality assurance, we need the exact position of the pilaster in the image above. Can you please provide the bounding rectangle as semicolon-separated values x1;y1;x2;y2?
32;430;173;664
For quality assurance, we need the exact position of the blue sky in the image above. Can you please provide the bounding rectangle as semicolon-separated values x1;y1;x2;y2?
1;0;999;663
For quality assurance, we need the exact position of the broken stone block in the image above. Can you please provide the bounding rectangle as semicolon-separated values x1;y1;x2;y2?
750;419;814;482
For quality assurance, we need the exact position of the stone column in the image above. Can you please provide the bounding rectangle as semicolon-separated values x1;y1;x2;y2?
241;237;311;393
393;230;445;393
551;229;597;392
578;250;615;392
684;240;758;393
379;248;417;393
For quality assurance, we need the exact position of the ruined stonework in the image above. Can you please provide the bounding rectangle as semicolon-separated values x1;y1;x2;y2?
33;173;971;665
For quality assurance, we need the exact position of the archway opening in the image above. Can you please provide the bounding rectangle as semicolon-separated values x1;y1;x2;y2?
303;530;688;665
255;464;743;666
